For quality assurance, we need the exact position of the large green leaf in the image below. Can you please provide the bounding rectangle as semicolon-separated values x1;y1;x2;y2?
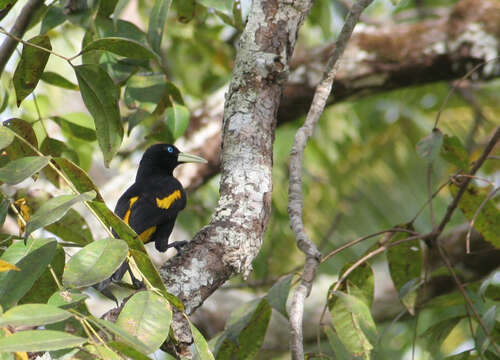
148;0;171;54
0;156;49;184
189;319;215;360
386;225;421;314
165;103;190;141
46;208;94;245
128;249;184;310
213;298;272;359
324;327;357;360
108;341;152;360
0;304;71;327
329;291;377;360
0;330;85;352
54;157;103;201
13;35;51;106
116;291;172;353
89;317;151;355
82;37;160;61
53;115;96;141
2;118;38;160
48;289;88;309
265;274;293;319
40;5;65;34
19;244;65;304
24;191;96;238
0;127;14;150
40;71;79;90
63;238;128;288
451;184;500;248
0;238;57;309
74;64;122;167
440;134;469;170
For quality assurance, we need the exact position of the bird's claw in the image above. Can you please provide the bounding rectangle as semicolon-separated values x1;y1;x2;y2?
169;240;188;253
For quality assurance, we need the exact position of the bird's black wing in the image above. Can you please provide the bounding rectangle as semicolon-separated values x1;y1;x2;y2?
125;176;186;251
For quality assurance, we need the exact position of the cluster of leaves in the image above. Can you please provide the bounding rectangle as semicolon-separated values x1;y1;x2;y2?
0;0;243;358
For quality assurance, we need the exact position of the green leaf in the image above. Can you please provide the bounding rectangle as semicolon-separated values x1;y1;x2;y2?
0;156;49;185
386;225;421;314
24;191;96;238
19;244;65;304
0;238;57;309
48;289;88;309
46;208;94;245
196;0;232;12
108;341;152;360
40;5;65;34
148;0;171;54
0;304;71;327
13;35;51;106
214;299;272;359
41;137;79;185
0;127;14;150
40;71;79;90
2;118;38;159
89;317;151;355
440;135;469;170
265;274;293;319
53;115;97;141
324;327;356;360
116;291;172;353
451;184;500;248
97;0;119;18
165;103;190;141
0;330;85;352
128;249;184;310
175;0;195;22
74;64;123;167
329;291;377;359
476;305;497;354
416;128;443;163
82;37;160;61
54;157;104;201
0;197;8;227
189;319;215;360
63;238;128;288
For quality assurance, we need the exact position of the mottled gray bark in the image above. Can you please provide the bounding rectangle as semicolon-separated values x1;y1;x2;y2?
159;0;314;322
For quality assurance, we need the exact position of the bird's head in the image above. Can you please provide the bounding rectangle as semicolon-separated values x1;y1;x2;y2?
137;143;207;179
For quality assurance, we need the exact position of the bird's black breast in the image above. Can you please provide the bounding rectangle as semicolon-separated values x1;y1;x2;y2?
114;176;186;242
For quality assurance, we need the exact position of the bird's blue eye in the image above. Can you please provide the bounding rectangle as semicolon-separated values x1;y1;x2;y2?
167;146;174;153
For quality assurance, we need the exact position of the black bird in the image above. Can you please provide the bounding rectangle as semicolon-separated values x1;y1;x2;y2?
104;144;207;287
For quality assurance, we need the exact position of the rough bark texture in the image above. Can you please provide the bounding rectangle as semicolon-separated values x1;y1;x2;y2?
159;0;314;321
177;0;500;191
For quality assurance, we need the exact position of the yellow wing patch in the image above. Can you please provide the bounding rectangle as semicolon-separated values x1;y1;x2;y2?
156;190;181;210
123;196;139;225
139;226;156;243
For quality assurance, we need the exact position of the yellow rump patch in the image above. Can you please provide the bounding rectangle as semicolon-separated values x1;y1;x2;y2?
123;196;139;225
139;226;156;242
156;190;181;210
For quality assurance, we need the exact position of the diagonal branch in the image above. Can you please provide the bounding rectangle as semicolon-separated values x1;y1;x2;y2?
0;0;44;75
287;1;374;359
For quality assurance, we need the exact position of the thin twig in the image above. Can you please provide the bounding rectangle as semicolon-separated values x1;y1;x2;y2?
0;27;72;63
287;1;374;358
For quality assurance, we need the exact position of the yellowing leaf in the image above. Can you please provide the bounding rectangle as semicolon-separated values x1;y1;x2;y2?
0;260;20;272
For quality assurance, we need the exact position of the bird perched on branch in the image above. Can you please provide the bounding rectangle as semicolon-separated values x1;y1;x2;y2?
99;143;207;290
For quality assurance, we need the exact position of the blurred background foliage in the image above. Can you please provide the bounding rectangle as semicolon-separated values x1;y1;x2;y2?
0;0;499;358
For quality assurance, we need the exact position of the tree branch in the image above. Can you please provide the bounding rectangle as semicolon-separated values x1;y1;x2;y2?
0;0;44;75
288;1;373;358
158;0;315;345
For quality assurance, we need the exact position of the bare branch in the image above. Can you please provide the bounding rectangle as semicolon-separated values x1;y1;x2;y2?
287;1;374;358
0;0;44;75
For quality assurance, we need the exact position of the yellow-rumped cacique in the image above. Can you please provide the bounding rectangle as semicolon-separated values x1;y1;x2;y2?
98;143;207;291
